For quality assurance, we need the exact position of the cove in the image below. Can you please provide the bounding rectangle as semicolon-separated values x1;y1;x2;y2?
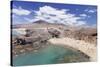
13;45;89;66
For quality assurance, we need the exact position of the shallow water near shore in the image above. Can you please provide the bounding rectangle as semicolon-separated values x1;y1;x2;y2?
13;45;89;66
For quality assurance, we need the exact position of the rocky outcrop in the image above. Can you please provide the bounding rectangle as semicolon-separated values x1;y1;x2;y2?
12;27;62;45
64;28;97;44
47;28;61;38
12;28;50;56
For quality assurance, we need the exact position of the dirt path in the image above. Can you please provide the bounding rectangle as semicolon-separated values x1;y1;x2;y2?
48;37;97;61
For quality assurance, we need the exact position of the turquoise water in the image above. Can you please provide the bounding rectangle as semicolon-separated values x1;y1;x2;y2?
13;45;89;66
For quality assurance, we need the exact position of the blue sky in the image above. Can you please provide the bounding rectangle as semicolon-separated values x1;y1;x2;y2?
11;1;97;27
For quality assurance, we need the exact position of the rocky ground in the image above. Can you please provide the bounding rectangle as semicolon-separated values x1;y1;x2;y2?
63;27;97;44
12;27;61;57
12;22;97;59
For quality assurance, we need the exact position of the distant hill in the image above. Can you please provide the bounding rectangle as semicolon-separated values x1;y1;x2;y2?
33;20;49;24
12;20;66;29
12;20;97;35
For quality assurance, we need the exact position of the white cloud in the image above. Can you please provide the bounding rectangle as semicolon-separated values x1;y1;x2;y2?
85;9;96;13
37;6;68;15
88;10;96;13
76;21;86;26
12;6;31;15
79;14;90;18
33;6;86;26
80;14;87;17
24;17;39;22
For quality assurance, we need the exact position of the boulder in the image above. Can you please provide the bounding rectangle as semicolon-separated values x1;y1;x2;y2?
47;28;61;38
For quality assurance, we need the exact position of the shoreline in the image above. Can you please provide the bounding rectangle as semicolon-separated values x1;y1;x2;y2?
12;37;96;61
12;41;50;57
13;41;90;62
48;37;97;61
13;43;90;66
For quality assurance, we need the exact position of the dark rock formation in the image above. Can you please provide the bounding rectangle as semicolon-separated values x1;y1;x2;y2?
13;37;26;45
47;28;61;38
12;29;51;46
